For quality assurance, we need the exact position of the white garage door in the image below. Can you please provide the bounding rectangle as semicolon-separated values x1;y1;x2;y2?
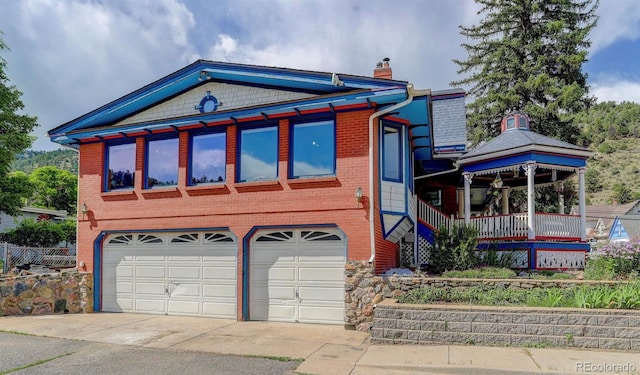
249;228;346;325
102;232;237;318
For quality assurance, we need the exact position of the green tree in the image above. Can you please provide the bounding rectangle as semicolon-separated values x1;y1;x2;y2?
1;218;63;247
612;182;633;205
28;166;78;213
0;171;34;218
0;32;38;215
452;0;598;145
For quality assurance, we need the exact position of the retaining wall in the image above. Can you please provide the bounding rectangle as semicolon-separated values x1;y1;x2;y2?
0;271;93;316
371;300;640;350
345;261;622;331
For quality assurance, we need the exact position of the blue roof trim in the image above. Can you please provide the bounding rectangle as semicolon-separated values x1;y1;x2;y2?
463;152;587;172
53;88;408;145
49;60;407;140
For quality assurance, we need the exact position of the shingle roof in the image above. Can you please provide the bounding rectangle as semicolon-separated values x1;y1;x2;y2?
460;129;588;161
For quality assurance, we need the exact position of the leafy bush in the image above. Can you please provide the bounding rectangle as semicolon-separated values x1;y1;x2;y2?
0;218;76;248
428;224;480;274
586;241;640;279
441;267;516;279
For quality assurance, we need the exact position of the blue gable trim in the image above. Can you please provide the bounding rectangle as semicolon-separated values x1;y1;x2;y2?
463;152;587;172
608;217;629;241
49;60;407;142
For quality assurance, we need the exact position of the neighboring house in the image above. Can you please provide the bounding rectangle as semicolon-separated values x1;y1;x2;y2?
48;59;592;325
570;201;640;242
0;206;68;233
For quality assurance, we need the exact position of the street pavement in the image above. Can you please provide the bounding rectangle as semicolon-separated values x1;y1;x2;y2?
0;313;638;375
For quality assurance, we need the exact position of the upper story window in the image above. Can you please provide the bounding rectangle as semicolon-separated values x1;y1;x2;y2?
190;132;226;185
382;125;402;182
106;142;135;191
238;126;278;182
291;119;335;178
146;137;178;188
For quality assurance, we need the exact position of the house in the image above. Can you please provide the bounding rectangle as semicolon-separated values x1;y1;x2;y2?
49;59;591;325
0;206;68;232
570;201;640;242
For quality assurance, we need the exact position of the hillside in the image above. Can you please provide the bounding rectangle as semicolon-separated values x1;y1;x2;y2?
11;149;78;174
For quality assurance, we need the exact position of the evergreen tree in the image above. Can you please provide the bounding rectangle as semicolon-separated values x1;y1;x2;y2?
452;0;598;145
0;32;38;215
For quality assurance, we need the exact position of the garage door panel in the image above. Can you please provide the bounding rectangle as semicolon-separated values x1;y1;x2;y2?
135;298;165;313
298;267;344;282
168;300;200;315
110;299;130;311
298;306;344;323
136;266;166;278
203;284;236;298
170;283;200;297
114;282;134;294
168;266;200;279
267;286;296;300
253;251;295;262
203;266;236;280
265;305;296;321
203;255;236;262
115;265;134;278
203;302;236;317
299;286;343;301
136;255;165;261
135;282;166;295
269;267;295;281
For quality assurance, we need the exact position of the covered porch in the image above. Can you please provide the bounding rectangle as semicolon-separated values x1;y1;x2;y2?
413;113;593;270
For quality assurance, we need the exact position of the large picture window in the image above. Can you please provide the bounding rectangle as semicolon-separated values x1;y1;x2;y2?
382;125;402;181
190;132;226;184
106;143;135;191
146;138;179;188
291;120;335;178
238;126;278;182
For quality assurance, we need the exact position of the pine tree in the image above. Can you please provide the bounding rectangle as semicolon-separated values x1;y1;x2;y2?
452;0;598;145
0;32;39;216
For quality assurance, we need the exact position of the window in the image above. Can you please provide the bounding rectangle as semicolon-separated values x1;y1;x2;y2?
106;143;135;191
291;120;335;178
506;117;516;129
238;126;278;182
146;137;178;188
190;132;226;185
382;125;402;181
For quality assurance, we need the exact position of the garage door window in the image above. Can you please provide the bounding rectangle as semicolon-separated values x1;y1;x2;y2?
255;231;294;242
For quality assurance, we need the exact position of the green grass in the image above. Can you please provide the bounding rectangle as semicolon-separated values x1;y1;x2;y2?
441;267;517;279
243;354;304;363
0;353;72;375
398;282;640;309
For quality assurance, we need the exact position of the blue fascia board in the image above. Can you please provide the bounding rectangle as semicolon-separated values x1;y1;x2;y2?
463;152;587;172
54;88;408;145
49;60;407;138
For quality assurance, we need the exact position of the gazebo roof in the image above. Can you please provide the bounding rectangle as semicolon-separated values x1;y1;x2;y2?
458;129;591;165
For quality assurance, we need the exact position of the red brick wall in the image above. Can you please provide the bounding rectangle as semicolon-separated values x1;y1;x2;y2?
76;109;385;317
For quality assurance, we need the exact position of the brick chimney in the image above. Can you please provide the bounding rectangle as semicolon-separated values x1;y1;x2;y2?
374;57;392;79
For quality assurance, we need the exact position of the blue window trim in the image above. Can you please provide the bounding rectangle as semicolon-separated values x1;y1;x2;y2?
187;128;228;186
144;134;180;189
288;115;336;179
381;122;403;182
104;139;137;192
236;122;279;183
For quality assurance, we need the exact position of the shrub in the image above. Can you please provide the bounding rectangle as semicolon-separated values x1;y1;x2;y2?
428;224;480;274
586;241;640;279
441;267;516;279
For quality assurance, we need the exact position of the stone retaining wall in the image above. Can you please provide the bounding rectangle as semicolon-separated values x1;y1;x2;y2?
371;300;640;350
345;261;621;331
0;271;93;316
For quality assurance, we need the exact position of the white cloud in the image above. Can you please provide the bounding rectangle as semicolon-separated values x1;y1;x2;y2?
590;0;640;54
592;80;640;104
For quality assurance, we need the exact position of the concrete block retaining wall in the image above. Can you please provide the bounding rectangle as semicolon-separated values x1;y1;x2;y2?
0;271;93;316
371;300;640;350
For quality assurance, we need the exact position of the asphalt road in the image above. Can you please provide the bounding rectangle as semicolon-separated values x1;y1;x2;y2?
0;332;299;375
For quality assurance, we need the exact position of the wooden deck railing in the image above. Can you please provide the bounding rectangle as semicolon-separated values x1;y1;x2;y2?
417;200;582;241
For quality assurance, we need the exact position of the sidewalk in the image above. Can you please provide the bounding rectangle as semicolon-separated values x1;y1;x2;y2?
1;313;638;375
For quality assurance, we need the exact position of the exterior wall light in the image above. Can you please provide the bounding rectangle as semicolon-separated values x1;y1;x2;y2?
81;202;88;219
355;187;363;203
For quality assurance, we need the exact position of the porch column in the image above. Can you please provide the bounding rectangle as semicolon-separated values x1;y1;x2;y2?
463;172;473;224
501;188;510;215
578;167;587;241
526;162;536;240
457;189;464;218
557;181;565;214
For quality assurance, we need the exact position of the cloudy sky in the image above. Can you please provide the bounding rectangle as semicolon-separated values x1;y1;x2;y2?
1;0;639;151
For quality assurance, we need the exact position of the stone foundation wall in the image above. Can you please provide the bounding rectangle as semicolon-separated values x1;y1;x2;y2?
344;261;620;331
371;300;640;350
0;271;93;316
